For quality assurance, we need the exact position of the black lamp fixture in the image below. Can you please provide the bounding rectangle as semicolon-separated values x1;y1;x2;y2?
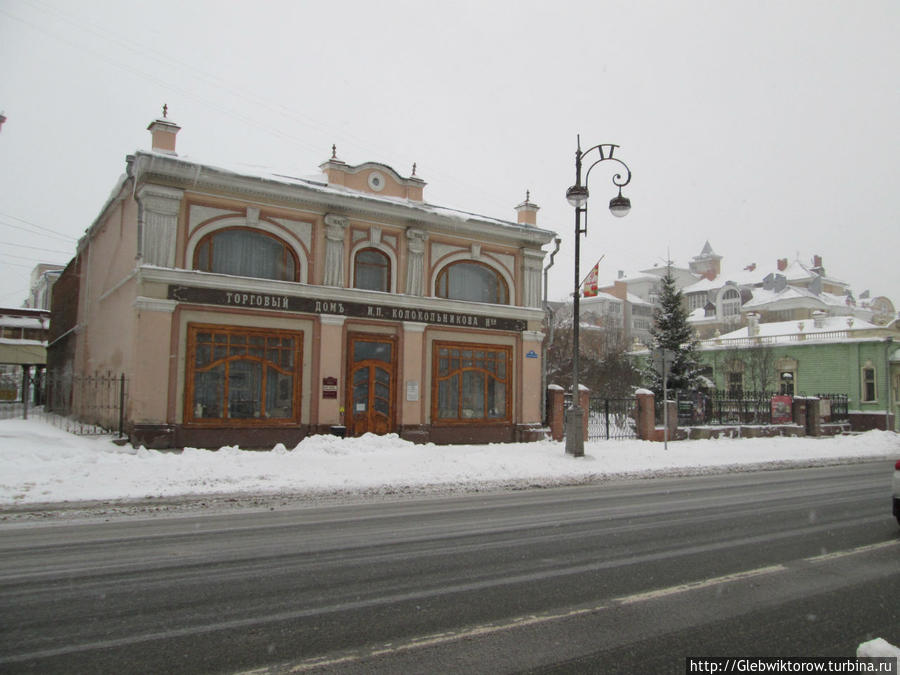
565;136;633;457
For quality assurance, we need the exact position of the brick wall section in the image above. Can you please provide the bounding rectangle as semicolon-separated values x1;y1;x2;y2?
546;386;591;442
547;387;565;441
635;391;656;441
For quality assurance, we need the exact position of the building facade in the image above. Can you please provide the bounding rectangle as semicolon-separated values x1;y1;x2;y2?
50;116;557;448
0;307;49;402
697;315;899;431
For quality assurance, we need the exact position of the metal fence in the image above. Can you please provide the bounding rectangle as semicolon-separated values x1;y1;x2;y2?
667;390;849;427
560;394;639;440
0;370;128;436
812;393;849;423
46;371;128;435
587;397;638;440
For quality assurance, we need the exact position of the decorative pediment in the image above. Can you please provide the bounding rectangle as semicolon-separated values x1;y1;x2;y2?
318;157;426;201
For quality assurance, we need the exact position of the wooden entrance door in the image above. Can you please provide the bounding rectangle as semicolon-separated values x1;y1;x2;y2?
347;334;397;436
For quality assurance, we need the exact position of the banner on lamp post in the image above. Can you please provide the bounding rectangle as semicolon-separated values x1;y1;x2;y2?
582;257;603;298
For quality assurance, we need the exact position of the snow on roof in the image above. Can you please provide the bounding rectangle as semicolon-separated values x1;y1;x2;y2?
717;315;878;341
598;272;655;286
0;316;47;329
682;277;720;293
141;150;551;235
581;291;623;304
743;285;827;309
780;259;815;281
626;292;652;305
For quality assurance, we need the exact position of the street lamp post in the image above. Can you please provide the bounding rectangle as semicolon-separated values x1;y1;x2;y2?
565;136;632;456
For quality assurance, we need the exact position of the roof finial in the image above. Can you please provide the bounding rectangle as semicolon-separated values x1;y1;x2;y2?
412;162;417;176
162;103;168;118
526;189;531;202
331;144;337;159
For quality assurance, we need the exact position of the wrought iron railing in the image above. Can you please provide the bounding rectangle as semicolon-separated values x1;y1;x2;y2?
587;397;638;440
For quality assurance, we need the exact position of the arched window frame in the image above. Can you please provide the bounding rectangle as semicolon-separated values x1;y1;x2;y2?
349;243;396;293
716;285;742;320
187;219;308;283
432;257;513;306
775;356;798;396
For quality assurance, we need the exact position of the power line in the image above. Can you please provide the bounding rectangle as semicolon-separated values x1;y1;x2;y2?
0;220;76;244
0;259;39;270
6;1;517;218
0;251;68;264
4;241;73;256
0;210;77;241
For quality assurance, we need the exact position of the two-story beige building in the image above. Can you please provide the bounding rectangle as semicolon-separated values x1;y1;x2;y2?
50;115;557;449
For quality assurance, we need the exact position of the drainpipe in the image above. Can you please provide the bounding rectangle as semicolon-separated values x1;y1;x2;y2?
886;337;893;431
541;238;562;423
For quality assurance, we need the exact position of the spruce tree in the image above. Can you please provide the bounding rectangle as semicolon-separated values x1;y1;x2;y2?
646;268;701;397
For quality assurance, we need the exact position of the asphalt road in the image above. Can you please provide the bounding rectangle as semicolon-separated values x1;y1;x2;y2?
1;461;898;674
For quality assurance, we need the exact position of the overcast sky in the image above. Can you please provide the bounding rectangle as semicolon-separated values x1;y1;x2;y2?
1;0;898;309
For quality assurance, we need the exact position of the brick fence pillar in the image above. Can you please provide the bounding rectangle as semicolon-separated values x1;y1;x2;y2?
793;397;808;432
547;385;565;442
635;389;656;441
806;397;822;436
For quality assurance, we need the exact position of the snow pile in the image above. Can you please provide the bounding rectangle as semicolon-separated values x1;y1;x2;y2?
0;418;897;505
857;638;900;668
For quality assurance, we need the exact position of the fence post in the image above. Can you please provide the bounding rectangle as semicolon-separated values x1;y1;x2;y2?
21;366;28;421
635;389;655;440
547;385;565;442
604;399;610;440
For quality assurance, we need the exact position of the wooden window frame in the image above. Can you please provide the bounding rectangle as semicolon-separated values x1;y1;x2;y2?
353;247;391;293
435;261;509;305
861;366;877;402
431;340;512;425
193;227;300;282
184;323;303;427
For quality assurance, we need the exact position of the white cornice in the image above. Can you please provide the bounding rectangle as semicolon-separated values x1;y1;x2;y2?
129;152;557;248
134;297;177;313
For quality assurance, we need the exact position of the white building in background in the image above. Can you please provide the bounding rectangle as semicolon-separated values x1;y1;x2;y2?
599;242;895;343
26;264;65;310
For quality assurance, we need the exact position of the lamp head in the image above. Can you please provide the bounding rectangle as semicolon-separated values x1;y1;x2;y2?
608;191;631;217
566;185;589;209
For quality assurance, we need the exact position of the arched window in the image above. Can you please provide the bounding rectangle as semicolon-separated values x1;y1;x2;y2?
194;228;298;282
722;288;741;317
435;261;509;305
354;248;390;292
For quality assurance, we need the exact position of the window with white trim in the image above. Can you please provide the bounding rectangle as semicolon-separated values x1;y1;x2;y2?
861;366;877;402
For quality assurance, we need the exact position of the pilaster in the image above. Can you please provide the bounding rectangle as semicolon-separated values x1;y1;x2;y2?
137;185;183;268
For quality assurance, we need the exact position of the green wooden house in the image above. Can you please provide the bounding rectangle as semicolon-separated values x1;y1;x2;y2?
696;314;899;431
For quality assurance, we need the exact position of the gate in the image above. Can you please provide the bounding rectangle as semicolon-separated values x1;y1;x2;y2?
587;397;637;440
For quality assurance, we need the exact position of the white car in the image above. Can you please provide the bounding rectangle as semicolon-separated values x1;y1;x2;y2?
894;460;900;525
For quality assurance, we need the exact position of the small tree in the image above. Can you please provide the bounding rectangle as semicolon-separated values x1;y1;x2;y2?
743;345;776;393
544;303;640;398
646;268;701;397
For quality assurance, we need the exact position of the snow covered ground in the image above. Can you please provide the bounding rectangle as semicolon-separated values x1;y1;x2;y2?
2;417;899;664
1;417;897;506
